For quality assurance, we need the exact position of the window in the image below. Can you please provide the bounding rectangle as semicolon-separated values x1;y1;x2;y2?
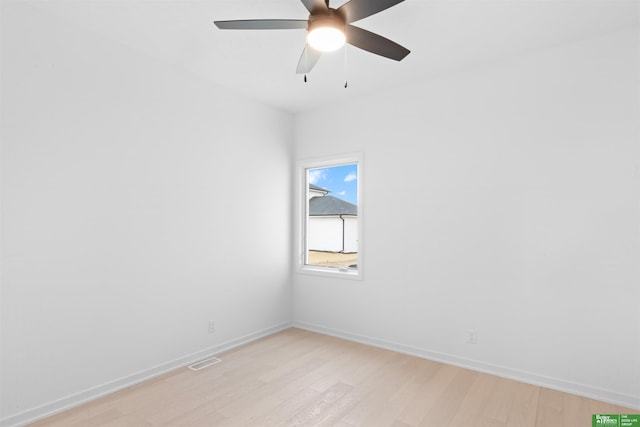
296;153;362;279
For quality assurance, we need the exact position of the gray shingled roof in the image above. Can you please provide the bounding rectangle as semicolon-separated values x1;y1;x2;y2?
309;196;357;216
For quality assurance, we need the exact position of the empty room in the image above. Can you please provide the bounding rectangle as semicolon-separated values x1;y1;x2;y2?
1;0;639;426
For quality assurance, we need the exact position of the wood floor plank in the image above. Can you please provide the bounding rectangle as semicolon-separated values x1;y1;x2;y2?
338;353;428;426
447;372;500;427
28;328;639;427
307;341;391;394
395;363;461;426
563;392;593;427
216;358;329;425
481;377;519;424
418;367;478;426
505;381;539;427
283;382;354;426
387;359;443;426
358;356;432;426
535;388;564;427
247;387;322;426
97;414;156;427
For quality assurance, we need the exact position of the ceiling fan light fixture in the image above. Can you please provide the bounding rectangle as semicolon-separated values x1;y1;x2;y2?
307;26;345;52
306;14;346;52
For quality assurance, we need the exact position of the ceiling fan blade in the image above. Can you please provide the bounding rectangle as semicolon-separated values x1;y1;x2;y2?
214;20;308;30
337;0;405;23
345;24;410;61
300;0;329;14
296;45;323;74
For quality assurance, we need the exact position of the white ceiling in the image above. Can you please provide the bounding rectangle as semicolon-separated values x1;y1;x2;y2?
29;0;640;113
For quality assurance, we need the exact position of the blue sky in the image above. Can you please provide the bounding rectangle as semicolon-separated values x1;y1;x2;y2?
308;163;358;205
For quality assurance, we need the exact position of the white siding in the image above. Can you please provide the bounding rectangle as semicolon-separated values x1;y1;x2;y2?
308;216;357;253
308;217;343;252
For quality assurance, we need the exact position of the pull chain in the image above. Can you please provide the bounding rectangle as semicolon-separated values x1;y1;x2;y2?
304;44;308;83
344;44;348;88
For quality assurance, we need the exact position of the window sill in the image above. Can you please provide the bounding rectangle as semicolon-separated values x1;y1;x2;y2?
296;265;362;280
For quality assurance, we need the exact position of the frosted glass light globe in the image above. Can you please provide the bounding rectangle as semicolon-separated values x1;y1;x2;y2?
307;27;345;52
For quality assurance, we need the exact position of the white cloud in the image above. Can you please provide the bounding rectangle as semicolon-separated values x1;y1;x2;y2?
344;172;357;182
308;169;326;185
338;191;346;196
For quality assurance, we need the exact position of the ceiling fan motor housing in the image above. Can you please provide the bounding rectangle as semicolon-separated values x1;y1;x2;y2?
307;9;346;33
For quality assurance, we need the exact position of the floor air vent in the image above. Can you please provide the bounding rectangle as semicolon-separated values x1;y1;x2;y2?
188;356;222;371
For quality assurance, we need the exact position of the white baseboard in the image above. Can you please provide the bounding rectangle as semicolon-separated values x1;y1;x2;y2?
293;320;640;411
0;322;292;427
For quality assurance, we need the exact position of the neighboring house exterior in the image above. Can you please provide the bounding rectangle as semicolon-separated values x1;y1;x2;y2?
308;184;358;253
308;184;329;199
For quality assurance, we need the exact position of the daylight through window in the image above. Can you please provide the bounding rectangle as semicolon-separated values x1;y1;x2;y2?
304;161;359;275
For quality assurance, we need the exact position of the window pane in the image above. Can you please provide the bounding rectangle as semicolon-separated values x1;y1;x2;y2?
306;163;358;271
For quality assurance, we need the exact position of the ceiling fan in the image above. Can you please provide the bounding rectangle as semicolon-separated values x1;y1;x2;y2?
214;0;410;75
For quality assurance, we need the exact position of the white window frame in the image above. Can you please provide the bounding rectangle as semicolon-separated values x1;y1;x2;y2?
295;152;363;280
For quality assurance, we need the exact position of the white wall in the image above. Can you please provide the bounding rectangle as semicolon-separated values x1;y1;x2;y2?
1;3;292;425
293;28;640;408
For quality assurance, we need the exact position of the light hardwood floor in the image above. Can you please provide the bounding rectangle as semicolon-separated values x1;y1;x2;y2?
30;328;638;426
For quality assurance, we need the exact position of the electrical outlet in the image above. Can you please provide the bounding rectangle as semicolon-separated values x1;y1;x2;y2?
208;320;216;334
467;329;478;344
